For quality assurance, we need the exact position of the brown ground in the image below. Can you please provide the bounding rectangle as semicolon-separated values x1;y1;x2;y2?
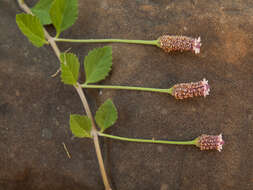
0;0;253;189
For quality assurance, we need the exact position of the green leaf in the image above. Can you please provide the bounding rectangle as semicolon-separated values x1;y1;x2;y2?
84;46;112;84
31;0;54;25
70;114;92;138
16;13;46;47
50;0;78;37
95;99;118;132
60;53;80;85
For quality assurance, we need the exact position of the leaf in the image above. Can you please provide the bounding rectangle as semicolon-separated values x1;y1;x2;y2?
95;99;118;132
31;0;54;25
70;114;92;138
50;0;78;37
84;46;112;84
60;53;80;85
16;13;46;47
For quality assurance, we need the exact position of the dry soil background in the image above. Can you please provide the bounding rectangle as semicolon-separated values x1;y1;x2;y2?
0;0;253;189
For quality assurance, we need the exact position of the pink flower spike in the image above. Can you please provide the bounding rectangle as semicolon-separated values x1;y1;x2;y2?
171;78;210;100
158;35;202;55
196;134;224;152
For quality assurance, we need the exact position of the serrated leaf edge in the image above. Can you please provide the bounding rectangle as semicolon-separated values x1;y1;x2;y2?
95;99;118;132
84;46;112;85
70;114;92;138
16;14;46;47
60;53;80;85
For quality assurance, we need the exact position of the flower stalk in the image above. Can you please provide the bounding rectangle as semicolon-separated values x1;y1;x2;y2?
54;35;201;54
98;132;224;151
81;84;173;94
98;132;196;145
54;38;159;46
81;78;210;100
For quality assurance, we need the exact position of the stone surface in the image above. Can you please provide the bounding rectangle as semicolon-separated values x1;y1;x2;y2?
1;0;253;189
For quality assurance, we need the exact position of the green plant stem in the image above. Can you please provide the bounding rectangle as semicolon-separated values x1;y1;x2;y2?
82;84;173;94
54;38;159;46
17;1;112;189
98;132;197;146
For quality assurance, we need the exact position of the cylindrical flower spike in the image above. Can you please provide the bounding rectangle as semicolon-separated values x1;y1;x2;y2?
158;35;201;54
195;134;224;152
171;78;210;99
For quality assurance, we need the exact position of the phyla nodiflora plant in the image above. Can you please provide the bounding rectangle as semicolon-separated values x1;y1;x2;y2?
16;0;223;189
16;0;224;157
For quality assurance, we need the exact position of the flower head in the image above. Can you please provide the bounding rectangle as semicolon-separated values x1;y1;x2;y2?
171;78;210;99
158;35;202;54
196;134;224;152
